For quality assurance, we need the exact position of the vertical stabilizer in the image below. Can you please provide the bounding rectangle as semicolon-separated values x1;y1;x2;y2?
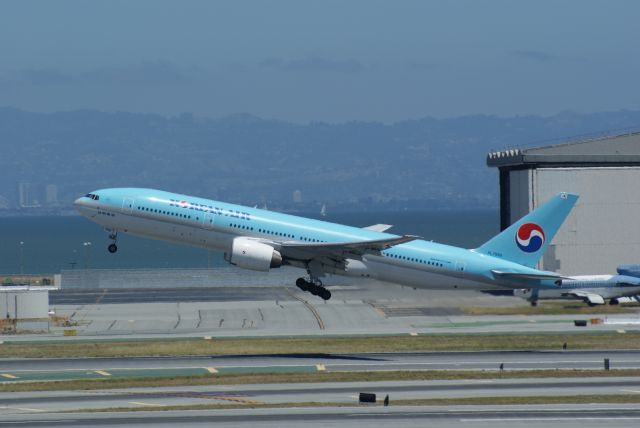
475;193;578;268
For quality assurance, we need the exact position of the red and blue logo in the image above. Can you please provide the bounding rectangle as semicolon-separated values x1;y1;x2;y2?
515;223;545;253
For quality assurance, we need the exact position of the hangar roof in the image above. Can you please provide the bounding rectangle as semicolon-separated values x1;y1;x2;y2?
487;131;640;168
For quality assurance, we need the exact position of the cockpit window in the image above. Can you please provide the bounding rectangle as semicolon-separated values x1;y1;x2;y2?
85;193;100;200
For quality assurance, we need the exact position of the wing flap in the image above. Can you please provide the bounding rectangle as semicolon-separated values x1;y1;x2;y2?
363;224;393;232
491;270;565;281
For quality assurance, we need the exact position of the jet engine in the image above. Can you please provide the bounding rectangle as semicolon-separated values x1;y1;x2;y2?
224;238;283;272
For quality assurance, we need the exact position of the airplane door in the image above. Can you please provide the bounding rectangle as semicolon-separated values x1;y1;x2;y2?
203;212;214;229
122;198;135;214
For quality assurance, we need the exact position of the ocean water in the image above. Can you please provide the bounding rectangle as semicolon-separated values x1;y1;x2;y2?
0;211;498;274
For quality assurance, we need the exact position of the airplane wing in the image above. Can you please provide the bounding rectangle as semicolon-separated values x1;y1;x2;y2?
563;291;606;305
279;235;419;261
362;224;393;232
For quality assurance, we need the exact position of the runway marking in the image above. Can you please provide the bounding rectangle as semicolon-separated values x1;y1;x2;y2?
94;370;111;376
128;401;164;407
2;406;44;413
95;289;107;304
621;389;640;393
0;374;18;379
215;396;262;404
286;289;325;330
206;367;218;374
316;364;326;371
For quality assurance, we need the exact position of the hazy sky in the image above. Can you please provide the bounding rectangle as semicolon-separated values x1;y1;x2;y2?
1;0;639;122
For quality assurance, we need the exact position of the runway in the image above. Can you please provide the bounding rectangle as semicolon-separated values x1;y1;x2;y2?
2;377;640;412
2;405;640;427
0;350;637;383
8;285;640;426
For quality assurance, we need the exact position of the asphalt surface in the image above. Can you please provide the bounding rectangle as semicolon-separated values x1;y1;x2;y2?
0;350;637;386
2;350;638;379
30;285;639;339
2;377;640;411
2;405;640;427
50;287;294;304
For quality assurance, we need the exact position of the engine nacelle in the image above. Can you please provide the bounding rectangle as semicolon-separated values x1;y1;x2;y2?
224;238;282;272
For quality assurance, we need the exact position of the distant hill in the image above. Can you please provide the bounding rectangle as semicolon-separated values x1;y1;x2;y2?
2;107;640;213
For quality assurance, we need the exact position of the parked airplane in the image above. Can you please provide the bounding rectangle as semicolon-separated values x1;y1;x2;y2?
74;189;578;300
514;265;640;306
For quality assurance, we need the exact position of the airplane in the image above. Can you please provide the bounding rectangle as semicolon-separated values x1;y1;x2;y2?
514;265;640;306
74;188;578;300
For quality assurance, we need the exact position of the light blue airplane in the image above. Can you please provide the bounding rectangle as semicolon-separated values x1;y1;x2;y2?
75;189;578;300
514;265;640;306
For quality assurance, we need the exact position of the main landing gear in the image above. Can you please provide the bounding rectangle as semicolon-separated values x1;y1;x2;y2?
107;232;118;253
296;277;331;301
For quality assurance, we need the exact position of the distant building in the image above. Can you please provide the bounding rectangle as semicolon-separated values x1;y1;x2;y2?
45;184;59;205
18;182;31;207
292;190;302;204
487;132;640;275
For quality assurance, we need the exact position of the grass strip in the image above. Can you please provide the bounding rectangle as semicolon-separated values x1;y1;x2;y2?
64;394;640;413
2;331;639;358
3;369;640;392
462;301;639;316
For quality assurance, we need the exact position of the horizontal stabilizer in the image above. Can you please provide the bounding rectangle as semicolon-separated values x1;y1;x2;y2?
491;270;565;281
363;224;393;232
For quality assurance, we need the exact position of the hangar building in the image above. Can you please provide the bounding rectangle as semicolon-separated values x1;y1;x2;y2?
487;132;640;275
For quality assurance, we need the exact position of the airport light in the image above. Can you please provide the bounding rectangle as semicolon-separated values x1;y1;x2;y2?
19;241;24;275
83;241;92;269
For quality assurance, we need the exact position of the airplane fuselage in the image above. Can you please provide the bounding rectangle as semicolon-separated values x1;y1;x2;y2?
74;188;563;292
516;274;640;305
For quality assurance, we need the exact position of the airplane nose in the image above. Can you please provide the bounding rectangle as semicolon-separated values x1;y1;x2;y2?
74;197;90;213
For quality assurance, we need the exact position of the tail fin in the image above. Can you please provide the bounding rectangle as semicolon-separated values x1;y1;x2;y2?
475;192;578;268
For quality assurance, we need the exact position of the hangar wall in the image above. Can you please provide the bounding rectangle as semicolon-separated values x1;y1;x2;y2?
0;287;50;318
507;167;640;275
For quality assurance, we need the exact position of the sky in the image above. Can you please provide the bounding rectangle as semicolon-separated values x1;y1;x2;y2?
1;0;639;123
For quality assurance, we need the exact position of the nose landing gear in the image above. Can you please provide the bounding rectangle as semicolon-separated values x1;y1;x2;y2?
107;232;118;253
295;277;331;300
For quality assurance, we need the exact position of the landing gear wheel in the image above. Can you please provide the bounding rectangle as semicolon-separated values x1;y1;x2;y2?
296;277;310;292
295;277;331;300
319;288;331;301
108;243;118;253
